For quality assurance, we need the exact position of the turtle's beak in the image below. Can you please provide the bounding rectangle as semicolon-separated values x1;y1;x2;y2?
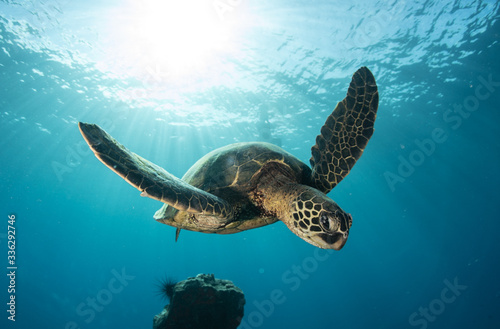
310;231;348;250
330;232;348;250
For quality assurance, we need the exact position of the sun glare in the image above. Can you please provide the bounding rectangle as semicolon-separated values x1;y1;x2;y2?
117;0;235;77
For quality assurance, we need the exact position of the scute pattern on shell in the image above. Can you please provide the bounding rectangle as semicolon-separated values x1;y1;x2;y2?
182;142;312;194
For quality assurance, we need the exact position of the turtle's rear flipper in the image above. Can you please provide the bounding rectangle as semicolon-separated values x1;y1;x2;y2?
78;122;233;219
310;67;379;194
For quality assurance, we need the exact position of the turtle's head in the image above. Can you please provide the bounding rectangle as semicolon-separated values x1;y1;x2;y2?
287;188;352;250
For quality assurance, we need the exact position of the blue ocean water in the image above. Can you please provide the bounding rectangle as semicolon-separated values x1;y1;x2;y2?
1;0;499;328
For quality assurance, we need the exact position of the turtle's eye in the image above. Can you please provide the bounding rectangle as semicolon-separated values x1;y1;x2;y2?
319;213;330;231
319;212;339;232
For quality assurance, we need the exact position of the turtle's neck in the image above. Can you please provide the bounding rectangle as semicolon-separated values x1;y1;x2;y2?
252;170;302;221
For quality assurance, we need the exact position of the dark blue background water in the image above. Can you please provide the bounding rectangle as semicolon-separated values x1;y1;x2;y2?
1;0;499;328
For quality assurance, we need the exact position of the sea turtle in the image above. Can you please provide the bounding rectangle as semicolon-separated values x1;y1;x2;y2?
78;66;378;250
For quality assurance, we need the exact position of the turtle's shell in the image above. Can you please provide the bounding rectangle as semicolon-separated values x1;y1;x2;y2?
154;142;312;233
183;142;312;194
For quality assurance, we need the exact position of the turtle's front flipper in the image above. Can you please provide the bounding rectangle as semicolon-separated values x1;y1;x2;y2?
310;67;378;194
78;122;233;219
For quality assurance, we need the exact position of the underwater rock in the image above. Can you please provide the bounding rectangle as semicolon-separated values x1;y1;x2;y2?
153;273;245;329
